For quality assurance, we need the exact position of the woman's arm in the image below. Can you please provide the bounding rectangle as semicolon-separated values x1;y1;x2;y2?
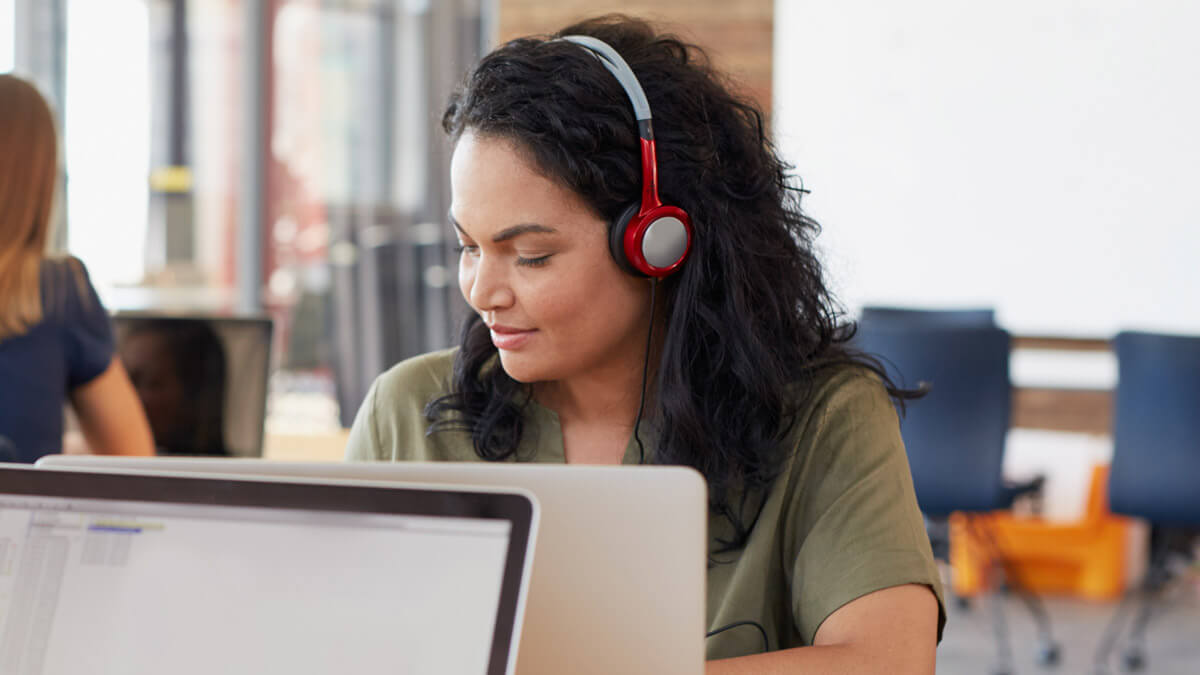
706;584;938;674
69;356;155;456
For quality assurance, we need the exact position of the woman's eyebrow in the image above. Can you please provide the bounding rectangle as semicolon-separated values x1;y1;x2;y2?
447;212;558;243
492;223;558;243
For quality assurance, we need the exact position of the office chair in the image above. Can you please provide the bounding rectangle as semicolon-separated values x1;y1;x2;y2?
860;305;996;328
1093;331;1200;674
854;321;1058;675
856;307;1044;509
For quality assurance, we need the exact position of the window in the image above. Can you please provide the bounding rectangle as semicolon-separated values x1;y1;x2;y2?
24;0;486;438
0;0;14;73
64;0;150;290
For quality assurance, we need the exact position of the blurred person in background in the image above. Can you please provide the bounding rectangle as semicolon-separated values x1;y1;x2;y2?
0;74;154;462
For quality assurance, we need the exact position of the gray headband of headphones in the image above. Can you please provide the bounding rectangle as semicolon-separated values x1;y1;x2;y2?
558;35;652;122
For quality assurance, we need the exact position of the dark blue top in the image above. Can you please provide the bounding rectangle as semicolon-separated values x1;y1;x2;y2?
0;258;114;462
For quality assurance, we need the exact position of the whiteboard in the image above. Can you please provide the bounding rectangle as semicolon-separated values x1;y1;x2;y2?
773;0;1200;336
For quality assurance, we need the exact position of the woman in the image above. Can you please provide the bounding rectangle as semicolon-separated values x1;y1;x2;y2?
0;74;153;461
346;16;945;672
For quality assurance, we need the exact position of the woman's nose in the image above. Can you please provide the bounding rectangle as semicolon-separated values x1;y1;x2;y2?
464;252;515;313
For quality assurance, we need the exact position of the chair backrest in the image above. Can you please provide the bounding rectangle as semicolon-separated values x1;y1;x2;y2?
1109;331;1200;526
860;305;996;328
853;323;1011;516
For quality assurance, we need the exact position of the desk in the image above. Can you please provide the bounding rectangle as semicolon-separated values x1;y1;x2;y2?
262;430;350;462
61;430;350;461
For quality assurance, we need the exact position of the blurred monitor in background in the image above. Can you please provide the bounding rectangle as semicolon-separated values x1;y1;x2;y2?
114;315;271;457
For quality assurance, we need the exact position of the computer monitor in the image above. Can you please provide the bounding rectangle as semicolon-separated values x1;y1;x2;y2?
113;314;272;457
1;464;536;675
35;456;709;675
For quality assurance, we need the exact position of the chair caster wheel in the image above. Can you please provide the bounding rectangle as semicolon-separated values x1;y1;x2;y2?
1036;641;1061;667
1121;647;1145;671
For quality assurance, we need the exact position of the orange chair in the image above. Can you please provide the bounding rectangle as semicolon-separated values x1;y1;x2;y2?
950;464;1133;601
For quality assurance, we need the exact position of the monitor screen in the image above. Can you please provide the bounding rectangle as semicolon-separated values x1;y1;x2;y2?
0;468;532;674
113;315;272;457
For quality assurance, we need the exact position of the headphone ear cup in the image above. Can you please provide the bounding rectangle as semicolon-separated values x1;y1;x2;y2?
608;202;643;276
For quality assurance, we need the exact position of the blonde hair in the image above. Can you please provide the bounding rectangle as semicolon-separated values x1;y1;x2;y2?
0;74;61;340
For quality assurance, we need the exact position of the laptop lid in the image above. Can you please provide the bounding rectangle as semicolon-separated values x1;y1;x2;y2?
112;314;273;457
3;464;536;675
37;456;708;675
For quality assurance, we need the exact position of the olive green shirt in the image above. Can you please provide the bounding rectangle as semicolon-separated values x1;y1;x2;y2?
345;348;946;660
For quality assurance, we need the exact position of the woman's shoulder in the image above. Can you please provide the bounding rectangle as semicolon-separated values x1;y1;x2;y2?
371;347;459;407
345;347;464;462
38;255;88;284
39;256;101;316
793;362;893;424
777;362;903;482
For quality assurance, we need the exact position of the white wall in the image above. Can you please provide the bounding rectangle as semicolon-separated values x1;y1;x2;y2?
774;1;1200;336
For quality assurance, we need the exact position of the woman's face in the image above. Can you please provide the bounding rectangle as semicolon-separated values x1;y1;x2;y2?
450;130;653;385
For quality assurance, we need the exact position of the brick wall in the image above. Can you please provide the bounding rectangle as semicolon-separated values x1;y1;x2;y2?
494;0;773;112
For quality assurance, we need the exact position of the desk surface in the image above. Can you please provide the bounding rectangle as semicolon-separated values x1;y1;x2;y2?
62;430;351;461
262;430;349;462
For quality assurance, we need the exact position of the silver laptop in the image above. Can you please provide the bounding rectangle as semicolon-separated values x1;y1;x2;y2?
37;456;708;675
4;463;536;675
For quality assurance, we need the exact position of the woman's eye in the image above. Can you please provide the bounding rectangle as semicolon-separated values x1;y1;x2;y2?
455;243;479;256
515;254;552;268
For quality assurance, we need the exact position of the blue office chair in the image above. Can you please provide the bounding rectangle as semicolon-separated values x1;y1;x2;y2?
855;323;1011;514
860;305;996;328
854;321;1058;675
1093;331;1200;674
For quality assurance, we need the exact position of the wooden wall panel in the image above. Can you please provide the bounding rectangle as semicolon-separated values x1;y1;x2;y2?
1011;389;1112;436
1010;336;1114;435
494;0;773;111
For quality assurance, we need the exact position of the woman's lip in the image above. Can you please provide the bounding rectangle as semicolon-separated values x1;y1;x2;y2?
489;327;535;350
488;324;533;334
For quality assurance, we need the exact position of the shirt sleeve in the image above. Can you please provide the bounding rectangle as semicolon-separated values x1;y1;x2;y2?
345;379;385;461
786;371;947;645
60;258;115;388
342;349;459;463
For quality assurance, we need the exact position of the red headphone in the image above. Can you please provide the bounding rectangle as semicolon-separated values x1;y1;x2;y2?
560;36;693;278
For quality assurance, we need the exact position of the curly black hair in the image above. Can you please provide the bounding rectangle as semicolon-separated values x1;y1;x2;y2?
428;15;909;550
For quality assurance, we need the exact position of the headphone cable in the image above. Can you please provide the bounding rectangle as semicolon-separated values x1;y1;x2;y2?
633;278;657;464
706;620;770;653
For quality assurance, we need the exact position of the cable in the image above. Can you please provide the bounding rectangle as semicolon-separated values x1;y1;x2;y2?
706;620;770;653
632;278;657;464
